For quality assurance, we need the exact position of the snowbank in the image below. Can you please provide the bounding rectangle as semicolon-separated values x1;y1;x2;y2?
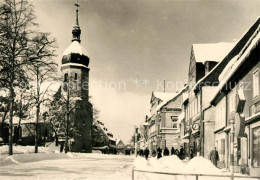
135;155;222;175
186;156;222;174
158;155;186;173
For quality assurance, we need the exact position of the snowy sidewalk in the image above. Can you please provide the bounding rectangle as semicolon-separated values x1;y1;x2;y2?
0;153;135;180
133;156;259;180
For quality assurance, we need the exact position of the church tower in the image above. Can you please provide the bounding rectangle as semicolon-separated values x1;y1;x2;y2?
61;2;92;153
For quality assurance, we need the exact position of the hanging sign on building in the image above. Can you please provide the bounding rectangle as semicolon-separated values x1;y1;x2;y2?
236;89;246;113
192;122;200;131
235;113;245;137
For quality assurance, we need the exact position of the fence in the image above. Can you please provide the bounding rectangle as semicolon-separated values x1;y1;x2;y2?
132;168;260;180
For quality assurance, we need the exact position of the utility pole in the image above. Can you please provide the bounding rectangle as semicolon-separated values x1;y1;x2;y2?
35;67;39;153
135;127;138;157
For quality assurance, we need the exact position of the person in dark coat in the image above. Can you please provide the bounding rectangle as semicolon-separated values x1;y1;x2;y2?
209;147;219;167
163;147;169;156
189;148;194;159
140;149;144;156
179;146;185;160
144;147;149;160
157;147;162;159
60;142;64;153
171;147;175;155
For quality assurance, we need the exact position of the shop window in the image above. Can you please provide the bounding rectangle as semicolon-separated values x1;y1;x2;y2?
252;126;260;167
253;69;259;98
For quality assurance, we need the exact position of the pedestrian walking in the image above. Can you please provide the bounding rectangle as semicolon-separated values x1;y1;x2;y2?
60;142;64;153
157;147;162;159
209;147;219;167
189;148;194;159
144;147;149;160
179;146;185;160
163;147;169;156
171;146;175;155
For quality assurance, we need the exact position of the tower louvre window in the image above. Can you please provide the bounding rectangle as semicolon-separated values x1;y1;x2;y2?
75;73;78;80
64;73;68;82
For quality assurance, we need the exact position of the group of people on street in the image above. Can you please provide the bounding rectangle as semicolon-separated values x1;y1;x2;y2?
141;146;219;168
141;146;186;160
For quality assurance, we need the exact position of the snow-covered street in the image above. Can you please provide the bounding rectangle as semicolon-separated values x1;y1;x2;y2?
0;153;135;180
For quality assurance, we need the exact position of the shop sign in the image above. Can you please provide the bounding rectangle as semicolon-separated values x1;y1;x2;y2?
192;123;200;131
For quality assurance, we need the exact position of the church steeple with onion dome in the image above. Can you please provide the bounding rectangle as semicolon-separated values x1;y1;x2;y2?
61;1;89;68
60;1;93;153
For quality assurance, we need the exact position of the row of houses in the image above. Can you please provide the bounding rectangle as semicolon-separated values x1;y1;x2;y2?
92;120;133;155
144;17;260;176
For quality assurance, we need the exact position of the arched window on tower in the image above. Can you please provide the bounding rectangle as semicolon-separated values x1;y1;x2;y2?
75;73;78;81
64;73;68;82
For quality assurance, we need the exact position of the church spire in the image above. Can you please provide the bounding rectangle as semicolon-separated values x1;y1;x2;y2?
75;1;79;26
72;1;81;42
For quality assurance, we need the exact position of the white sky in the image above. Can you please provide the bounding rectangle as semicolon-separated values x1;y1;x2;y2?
32;0;260;143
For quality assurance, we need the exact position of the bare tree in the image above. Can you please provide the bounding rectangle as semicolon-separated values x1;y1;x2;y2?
26;33;57;153
0;0;57;155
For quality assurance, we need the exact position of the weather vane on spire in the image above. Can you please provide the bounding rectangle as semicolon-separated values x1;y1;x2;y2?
72;0;81;42
74;0;80;26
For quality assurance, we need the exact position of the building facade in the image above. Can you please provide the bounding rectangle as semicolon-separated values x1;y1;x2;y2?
210;18;260;175
146;88;188;153
184;42;235;158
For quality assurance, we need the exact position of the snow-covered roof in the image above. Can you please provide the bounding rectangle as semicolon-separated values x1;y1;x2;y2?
109;136;116;141
116;139;121;145
147;92;177;119
182;93;188;104
62;41;88;56
192;42;236;63
153;91;177;102
155;93;178;111
148;86;188;119
211;24;260;104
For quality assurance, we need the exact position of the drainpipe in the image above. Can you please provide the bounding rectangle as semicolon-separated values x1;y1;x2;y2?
200;89;204;156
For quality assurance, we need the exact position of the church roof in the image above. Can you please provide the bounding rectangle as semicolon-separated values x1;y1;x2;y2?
62;41;88;56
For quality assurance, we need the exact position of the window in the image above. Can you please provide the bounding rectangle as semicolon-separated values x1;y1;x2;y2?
75;73;78;81
171;116;178;129
64;73;68;82
253;69;259;98
252;126;260;167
